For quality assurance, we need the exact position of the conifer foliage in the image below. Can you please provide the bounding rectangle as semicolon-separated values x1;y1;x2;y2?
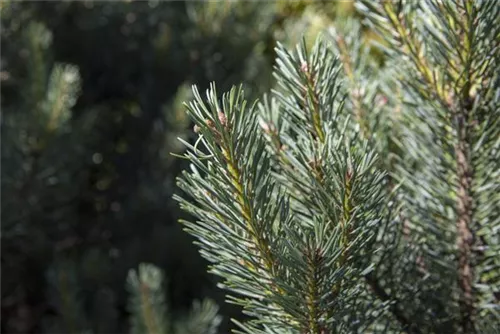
175;1;499;333
1;15;221;334
127;264;221;334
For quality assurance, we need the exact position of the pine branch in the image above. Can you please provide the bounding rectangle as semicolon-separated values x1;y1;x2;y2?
175;1;499;331
265;38;391;332
330;28;369;138
280;35;416;334
357;0;500;331
452;8;477;325
127;264;169;334
455;99;475;333
175;83;295;330
381;1;446;101
46;259;89;334
45;64;80;132
174;299;221;334
449;2;482;331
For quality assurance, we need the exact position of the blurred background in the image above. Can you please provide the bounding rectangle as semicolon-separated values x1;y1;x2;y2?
1;1;367;333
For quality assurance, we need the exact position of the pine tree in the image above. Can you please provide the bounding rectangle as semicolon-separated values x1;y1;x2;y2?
175;1;499;333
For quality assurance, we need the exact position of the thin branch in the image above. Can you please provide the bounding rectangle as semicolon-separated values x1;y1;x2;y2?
454;3;477;332
454;96;475;334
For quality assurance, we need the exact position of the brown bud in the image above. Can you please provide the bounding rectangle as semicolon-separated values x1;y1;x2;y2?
261;122;277;135
346;167;353;181
446;91;455;108
300;61;309;73
218;111;227;127
308;158;322;171
375;95;388;107
352;87;365;99
206;119;215;129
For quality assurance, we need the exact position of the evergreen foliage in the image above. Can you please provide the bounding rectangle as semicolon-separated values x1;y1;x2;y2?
2;1;360;332
127;263;221;334
0;2;271;332
1;14;222;333
175;1;500;333
44;260;221;334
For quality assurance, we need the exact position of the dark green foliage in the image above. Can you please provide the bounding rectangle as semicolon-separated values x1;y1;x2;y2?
127;263;221;334
1;1;293;332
